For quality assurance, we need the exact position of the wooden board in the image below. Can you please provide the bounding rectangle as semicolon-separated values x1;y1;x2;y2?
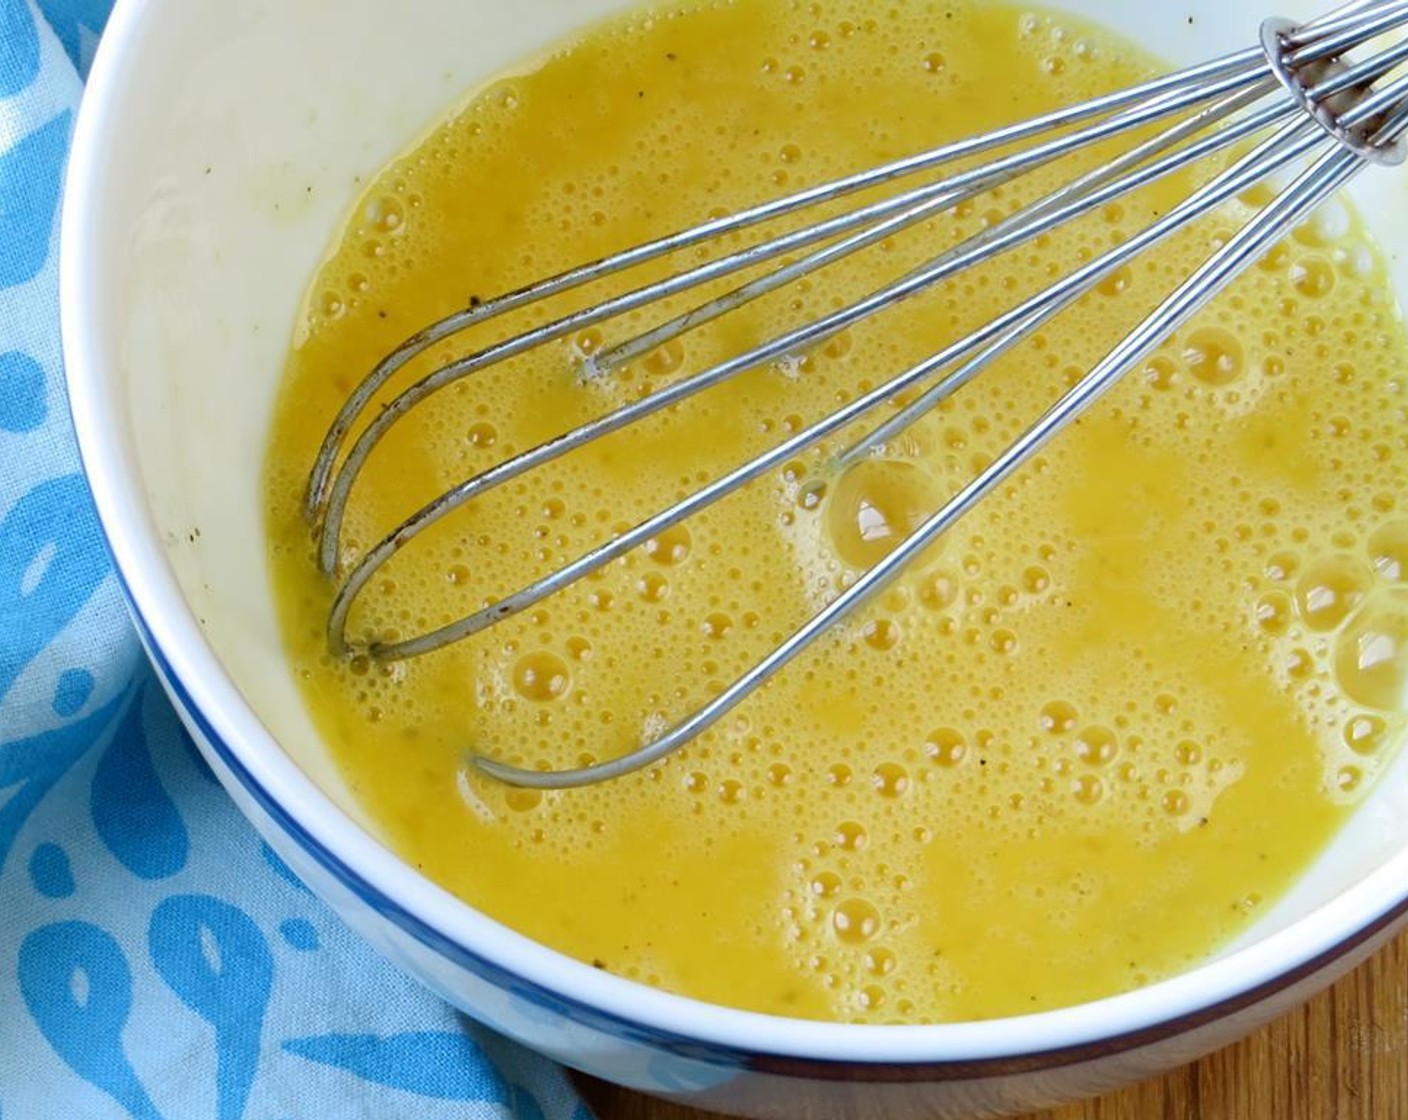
574;924;1408;1118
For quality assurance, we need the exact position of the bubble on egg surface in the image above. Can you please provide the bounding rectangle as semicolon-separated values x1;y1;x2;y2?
1295;556;1370;633
1075;726;1117;766
1290;257;1335;300
1335;589;1408;711
872;762;910;798
1255;591;1293;635
832;898;881;944
823;458;945;571
1343;714;1388;756
1183;328;1243;385
925;727;967;767
1369;521;1408;582
513;652;571;701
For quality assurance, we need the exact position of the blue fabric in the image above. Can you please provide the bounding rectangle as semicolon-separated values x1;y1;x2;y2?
0;2;594;1116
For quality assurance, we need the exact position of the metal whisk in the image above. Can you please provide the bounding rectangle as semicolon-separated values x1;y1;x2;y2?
306;0;1408;789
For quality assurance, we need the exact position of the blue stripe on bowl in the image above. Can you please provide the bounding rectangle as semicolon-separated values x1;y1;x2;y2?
99;560;1408;1085
108;572;750;1065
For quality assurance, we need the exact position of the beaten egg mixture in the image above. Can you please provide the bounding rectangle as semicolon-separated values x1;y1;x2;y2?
265;0;1408;1022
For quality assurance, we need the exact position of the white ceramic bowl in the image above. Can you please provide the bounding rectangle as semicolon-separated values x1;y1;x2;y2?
61;1;1408;1116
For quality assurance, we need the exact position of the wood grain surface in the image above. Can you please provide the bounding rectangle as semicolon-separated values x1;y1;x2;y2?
572;925;1408;1119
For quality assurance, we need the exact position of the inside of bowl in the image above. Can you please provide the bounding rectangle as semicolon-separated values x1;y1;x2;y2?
93;0;632;833
90;0;1408;940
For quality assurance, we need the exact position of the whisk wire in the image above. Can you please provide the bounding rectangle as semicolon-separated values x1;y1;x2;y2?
326;88;1297;659
832;84;1285;467
474;113;1340;788
1284;0;1408;57
591;66;1277;373
313;52;1281;576
475;133;1363;788
306;3;1400;538
304;41;1272;513
307;0;1408;787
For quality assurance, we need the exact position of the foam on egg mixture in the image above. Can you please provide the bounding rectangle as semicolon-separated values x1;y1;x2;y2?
265;0;1408;1022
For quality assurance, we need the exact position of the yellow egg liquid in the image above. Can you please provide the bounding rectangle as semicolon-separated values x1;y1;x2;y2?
265;0;1408;1023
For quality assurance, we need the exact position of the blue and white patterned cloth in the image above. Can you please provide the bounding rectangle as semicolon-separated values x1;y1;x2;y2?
0;3;593;1117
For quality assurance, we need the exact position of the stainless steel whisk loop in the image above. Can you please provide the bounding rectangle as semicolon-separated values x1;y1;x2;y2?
1262;10;1408;162
306;0;1408;789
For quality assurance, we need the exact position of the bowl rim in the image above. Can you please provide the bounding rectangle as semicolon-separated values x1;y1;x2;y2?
60;0;1408;1071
